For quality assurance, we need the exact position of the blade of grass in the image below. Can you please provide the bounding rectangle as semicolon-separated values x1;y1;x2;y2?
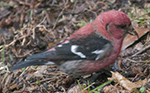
89;79;115;93
77;80;83;90
2;44;5;63
9;54;14;61
87;80;90;92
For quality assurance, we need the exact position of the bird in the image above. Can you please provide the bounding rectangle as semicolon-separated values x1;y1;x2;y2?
10;10;138;78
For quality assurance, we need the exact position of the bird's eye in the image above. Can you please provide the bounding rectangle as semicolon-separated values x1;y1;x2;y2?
118;25;126;29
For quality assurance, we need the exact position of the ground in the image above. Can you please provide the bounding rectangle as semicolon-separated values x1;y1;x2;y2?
0;0;150;93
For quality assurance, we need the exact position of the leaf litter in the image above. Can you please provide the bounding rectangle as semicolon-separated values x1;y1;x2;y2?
0;0;150;92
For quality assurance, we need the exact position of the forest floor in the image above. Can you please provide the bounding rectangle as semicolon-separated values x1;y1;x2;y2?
0;0;150;93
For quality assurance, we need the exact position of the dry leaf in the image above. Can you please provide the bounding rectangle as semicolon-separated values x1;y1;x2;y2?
67;84;88;93
122;27;150;50
103;85;119;93
109;71;141;92
109;72;150;92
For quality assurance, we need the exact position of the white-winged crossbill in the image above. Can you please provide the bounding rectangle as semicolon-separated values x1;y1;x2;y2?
10;10;138;78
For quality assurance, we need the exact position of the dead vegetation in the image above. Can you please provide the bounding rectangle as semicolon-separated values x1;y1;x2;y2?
0;0;150;92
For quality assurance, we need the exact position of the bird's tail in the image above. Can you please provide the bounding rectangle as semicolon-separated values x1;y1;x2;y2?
10;59;55;71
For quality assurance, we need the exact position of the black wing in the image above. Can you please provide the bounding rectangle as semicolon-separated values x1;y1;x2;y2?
28;31;113;60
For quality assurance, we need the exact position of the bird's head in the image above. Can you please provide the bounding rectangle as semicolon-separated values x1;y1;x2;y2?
94;10;138;40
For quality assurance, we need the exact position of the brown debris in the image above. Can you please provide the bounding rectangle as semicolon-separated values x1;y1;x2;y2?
0;0;150;92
